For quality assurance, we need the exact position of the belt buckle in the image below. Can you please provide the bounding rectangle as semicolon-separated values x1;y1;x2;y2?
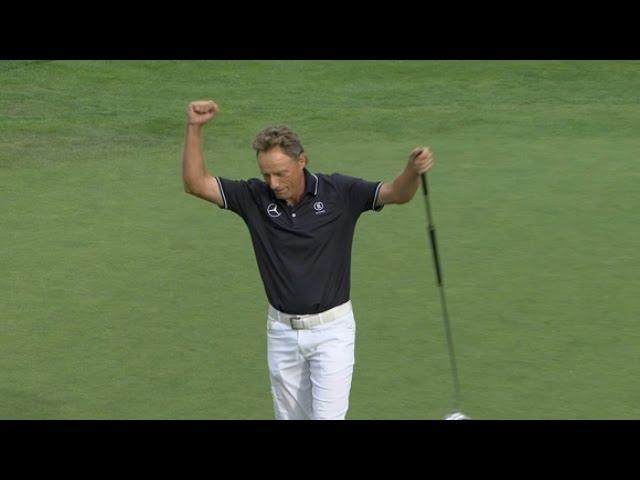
289;316;304;329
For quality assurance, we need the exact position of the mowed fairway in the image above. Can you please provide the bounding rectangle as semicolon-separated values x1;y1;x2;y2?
1;60;639;419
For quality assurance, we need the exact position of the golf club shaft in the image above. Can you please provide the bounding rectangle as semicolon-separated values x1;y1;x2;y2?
421;172;462;411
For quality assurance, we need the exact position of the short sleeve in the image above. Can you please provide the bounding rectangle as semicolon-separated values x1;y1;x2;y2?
216;177;252;217
330;174;384;215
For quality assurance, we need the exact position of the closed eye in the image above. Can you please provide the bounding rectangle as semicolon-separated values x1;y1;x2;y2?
263;171;286;179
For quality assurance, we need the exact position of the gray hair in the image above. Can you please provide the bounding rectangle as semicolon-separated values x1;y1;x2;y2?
252;126;307;162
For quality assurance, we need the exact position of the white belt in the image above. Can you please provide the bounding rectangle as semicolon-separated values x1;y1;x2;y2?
268;301;352;330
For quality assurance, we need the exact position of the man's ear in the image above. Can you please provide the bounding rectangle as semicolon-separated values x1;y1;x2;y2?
298;154;307;169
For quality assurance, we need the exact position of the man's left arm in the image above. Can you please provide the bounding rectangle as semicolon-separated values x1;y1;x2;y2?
376;147;434;206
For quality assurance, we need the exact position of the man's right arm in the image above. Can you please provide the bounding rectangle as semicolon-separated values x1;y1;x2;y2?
182;100;224;206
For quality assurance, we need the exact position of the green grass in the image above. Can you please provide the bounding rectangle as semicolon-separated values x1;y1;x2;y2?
1;60;639;419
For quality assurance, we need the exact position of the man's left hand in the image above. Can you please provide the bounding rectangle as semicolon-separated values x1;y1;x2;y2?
408;147;434;175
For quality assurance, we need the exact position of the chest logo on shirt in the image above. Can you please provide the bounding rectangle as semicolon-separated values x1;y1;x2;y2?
313;201;326;215
267;203;281;218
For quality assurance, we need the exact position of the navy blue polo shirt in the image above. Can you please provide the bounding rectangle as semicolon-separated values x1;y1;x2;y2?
215;169;384;314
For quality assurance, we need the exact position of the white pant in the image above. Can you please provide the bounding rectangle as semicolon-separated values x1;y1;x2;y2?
267;303;356;420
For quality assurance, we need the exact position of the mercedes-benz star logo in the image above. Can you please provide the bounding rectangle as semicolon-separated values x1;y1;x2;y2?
267;203;281;218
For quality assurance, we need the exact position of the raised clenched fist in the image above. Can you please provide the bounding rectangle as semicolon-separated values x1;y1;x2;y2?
187;100;219;125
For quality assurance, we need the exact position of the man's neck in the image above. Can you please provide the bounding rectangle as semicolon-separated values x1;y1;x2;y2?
284;174;306;206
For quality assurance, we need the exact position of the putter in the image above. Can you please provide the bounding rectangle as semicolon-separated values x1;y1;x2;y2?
420;166;470;420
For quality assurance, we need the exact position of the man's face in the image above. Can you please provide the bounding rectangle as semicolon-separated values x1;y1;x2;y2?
257;146;306;202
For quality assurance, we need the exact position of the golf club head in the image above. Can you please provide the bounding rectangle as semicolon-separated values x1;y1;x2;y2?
444;410;471;420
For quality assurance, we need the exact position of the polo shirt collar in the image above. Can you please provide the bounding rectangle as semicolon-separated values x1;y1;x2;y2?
304;168;319;197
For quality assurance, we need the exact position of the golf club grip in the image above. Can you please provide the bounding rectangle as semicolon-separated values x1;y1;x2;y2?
421;173;428;195
428;226;443;286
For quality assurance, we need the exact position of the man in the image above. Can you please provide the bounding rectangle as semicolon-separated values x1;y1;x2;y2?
182;100;433;420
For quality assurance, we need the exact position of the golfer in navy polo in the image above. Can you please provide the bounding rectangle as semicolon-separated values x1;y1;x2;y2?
182;100;434;420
